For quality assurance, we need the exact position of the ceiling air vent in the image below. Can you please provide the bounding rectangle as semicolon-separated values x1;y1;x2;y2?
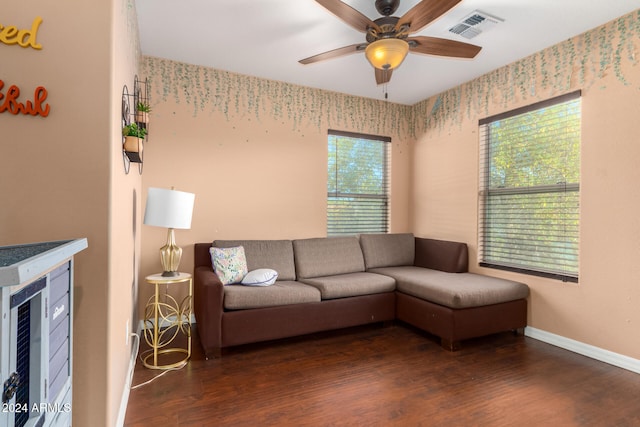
448;10;503;39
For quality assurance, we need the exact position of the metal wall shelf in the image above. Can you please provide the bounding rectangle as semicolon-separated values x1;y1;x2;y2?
122;75;149;175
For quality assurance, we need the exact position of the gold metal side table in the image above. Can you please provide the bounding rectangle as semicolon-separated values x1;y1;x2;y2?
143;272;192;369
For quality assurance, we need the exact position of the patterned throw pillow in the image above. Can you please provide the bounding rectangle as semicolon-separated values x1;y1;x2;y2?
210;246;248;285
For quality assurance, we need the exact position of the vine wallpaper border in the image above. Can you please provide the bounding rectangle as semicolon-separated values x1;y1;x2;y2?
142;57;414;140
414;10;640;134
141;10;640;140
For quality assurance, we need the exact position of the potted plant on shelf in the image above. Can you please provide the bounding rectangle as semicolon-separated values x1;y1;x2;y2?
135;102;151;124
122;122;147;153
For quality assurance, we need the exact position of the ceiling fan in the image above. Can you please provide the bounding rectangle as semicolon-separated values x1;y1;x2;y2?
299;0;482;85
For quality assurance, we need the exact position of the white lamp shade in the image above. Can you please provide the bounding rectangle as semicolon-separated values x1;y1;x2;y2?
143;187;195;229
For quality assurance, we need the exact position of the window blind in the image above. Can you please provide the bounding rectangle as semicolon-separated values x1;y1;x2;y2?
327;130;390;236
478;91;581;281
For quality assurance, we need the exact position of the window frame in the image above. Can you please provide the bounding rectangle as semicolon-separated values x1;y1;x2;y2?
478;91;581;282
327;129;391;236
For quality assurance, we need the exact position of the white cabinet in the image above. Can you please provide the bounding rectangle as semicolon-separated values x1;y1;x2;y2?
0;239;87;427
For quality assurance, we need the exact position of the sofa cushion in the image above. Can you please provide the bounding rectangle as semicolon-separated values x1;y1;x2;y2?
210;246;248;285
359;233;415;269
293;236;365;279
369;266;529;309
223;280;321;310
300;272;396;300
214;239;296;281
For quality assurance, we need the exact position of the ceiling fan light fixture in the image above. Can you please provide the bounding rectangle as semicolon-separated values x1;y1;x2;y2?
365;38;409;71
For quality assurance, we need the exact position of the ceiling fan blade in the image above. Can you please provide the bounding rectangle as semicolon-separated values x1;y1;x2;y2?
299;43;365;65
397;0;462;33
316;0;380;33
375;68;393;85
408;36;481;58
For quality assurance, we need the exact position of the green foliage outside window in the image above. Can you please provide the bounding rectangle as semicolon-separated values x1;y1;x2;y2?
327;132;390;236
480;93;581;280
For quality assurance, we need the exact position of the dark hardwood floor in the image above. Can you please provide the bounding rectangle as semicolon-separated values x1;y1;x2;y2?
124;323;640;426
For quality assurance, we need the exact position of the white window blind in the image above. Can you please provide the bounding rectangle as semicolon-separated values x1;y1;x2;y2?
478;91;581;282
327;130;390;236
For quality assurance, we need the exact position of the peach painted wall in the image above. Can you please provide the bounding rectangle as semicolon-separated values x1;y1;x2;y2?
138;57;414;314
108;1;143;426
1;1;141;426
411;11;640;359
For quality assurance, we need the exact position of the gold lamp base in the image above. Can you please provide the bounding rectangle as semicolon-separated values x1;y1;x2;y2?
159;228;182;276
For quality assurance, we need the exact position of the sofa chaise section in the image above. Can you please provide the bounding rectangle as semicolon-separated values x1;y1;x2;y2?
359;233;529;350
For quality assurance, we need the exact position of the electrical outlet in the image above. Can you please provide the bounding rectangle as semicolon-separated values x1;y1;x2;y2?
125;319;130;346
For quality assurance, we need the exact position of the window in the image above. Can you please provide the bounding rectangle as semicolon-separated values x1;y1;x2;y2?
478;91;581;282
327;130;390;236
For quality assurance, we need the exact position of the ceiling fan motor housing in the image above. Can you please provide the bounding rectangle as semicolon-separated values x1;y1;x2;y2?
367;16;405;43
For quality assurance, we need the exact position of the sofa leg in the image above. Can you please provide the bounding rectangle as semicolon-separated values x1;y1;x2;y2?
513;327;525;336
441;338;461;351
206;347;222;359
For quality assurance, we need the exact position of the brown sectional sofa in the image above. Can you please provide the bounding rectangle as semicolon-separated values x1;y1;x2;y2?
194;233;529;358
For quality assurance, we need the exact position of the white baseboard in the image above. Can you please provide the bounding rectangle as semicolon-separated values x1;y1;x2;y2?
118;317;192;425
116;324;143;427
525;327;640;374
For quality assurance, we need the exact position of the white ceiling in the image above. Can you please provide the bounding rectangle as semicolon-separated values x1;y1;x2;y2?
135;0;640;105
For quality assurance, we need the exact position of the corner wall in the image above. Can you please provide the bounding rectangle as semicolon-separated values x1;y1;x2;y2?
138;57;414;315
411;11;640;359
1;1;142;426
109;0;143;426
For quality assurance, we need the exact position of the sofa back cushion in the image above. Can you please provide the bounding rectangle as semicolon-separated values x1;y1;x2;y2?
213;240;296;281
359;233;415;269
414;238;468;273
293;236;365;279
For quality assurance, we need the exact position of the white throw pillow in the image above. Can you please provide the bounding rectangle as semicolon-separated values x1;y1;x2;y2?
241;268;278;286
